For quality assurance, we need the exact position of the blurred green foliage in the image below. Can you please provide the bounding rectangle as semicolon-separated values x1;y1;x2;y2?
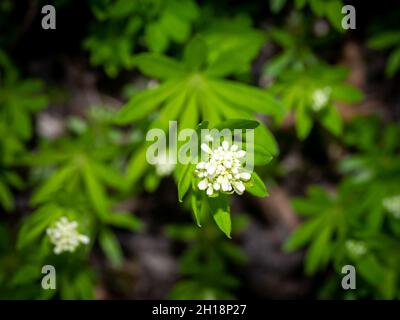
369;30;400;77
0;51;47;211
167;214;248;299
285;117;400;298
84;0;200;77
0;0;398;300
270;64;363;139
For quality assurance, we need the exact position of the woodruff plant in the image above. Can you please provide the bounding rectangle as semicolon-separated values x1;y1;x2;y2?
166;214;249;299
175;120;270;237
115;36;283;185
270;64;363;139
13;107;141;298
84;0;200;77
0;51;48;211
285;117;400;299
115;36;282;236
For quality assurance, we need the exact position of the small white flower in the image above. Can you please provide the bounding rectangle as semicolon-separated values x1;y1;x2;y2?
345;239;367;256
46;217;90;254
195;140;251;196
383;195;400;218
311;86;331;111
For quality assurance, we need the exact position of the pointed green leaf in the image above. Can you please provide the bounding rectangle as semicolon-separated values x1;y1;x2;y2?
184;36;207;71
99;228;123;267
82;161;108;219
320;105;343;136
245;172;268;197
135;53;186;79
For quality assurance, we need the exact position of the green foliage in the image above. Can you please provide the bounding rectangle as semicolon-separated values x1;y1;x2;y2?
84;0;200;76
0;51;48;211
202;15;266;76
368;30;400;77
115;37;282;185
167;214;248;299
13;107;142;297
270;64;363;139
270;0;345;32
264;24;318;77
116;36;283;127
285;117;400;298
0;0;398;301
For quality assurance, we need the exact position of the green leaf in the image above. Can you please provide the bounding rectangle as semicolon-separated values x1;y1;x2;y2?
178;164;194;202
135;53;185;80
91;161;127;191
386;47;400;77
159;11;190;43
191;192;202;227
0;179;14;211
245;172;268;197
114;80;179;124
246;144;274;166
254;123;279;157
209;79;284;121
295;104;313;140
82;161;108;219
214;119;259;131
127;145;149;184
320;105;343;136
264;51;293;77
205;50;244;78
17;204;59;249
99;228;123;267
325;0;344;32
104;212;142;231
270;0;287;13
283;217;321;251
10;265;41;286
331;84;364;103
305;226;332;274
179;94;199;130
270;28;294;48
213;210;232;238
210;196;232;238
368;32;400;49
32;164;76;205
184;36;207;71
145;22;169;53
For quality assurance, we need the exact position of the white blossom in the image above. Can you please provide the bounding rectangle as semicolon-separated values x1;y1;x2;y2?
311;86;331;111
345;239;367;256
383;195;400;218
46;217;90;254
195;140;251;196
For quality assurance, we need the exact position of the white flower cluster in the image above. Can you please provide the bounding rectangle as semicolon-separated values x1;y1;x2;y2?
195;141;251;196
311;86;332;111
46;217;90;254
345;239;367;256
383;195;400;218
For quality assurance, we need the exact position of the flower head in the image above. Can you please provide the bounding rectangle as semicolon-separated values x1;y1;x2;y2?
195;140;251;196
345;239;367;256
383;195;400;218
311;86;331;111
46;217;90;254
